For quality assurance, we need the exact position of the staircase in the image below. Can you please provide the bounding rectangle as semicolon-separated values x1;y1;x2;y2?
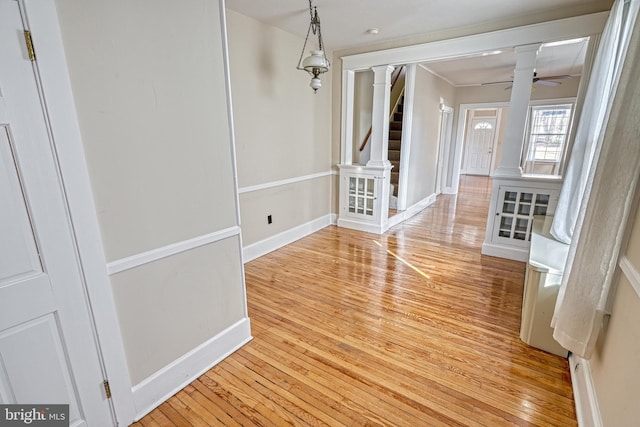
389;96;404;197
357;66;406;202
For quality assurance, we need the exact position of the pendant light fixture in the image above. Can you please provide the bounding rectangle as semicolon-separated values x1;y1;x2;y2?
296;0;330;93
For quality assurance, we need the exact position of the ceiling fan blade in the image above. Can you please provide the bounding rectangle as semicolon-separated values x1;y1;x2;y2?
486;74;570;88
481;80;513;86
538;75;573;80
535;80;561;87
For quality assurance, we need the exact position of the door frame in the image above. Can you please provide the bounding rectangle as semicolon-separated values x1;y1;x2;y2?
451;102;509;193
436;103;454;195
462;111;499;176
21;1;135;424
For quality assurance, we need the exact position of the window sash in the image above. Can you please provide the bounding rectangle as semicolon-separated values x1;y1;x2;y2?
526;104;573;163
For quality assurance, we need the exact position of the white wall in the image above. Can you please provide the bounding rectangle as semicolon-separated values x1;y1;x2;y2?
353;70;374;165
405;66;456;206
55;0;248;390
455;78;580;176
226;10;333;247
588;201;640;426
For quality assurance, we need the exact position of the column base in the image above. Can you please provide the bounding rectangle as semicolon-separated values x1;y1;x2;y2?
492;166;523;178
366;159;392;167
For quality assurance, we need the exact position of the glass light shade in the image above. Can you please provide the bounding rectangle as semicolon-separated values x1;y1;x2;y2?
302;50;329;74
310;77;322;91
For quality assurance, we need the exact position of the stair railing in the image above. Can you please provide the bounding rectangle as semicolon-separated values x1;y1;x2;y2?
359;65;405;152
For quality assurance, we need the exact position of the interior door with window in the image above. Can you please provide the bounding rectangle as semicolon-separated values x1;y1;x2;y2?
463;117;497;175
0;1;114;425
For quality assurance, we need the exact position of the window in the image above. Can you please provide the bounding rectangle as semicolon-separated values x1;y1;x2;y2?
522;103;574;176
474;121;493;130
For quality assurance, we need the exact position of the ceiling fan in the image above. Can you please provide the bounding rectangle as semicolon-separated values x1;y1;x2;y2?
483;72;573;89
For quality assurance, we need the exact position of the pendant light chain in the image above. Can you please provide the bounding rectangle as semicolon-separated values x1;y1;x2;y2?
296;19;313;73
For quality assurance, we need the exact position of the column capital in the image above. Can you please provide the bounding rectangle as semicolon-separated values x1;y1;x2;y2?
514;43;542;70
368;64;394;167
514;43;542;54
371;65;395;84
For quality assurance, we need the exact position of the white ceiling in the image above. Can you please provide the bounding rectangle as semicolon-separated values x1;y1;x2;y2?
423;38;589;86
225;0;611;50
225;0;609;85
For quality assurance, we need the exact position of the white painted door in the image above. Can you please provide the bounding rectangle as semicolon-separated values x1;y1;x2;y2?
0;1;114;425
464;117;496;175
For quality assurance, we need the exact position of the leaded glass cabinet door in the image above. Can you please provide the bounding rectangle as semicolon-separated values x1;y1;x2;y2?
493;187;553;247
347;176;376;217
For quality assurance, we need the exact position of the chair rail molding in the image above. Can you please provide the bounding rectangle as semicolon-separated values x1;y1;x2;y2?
106;227;242;275
238;170;336;194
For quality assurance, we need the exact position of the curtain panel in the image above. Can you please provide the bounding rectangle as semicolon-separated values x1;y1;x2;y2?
551;0;640;359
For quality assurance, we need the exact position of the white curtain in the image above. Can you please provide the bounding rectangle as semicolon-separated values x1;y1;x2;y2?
550;0;629;244
551;0;640;359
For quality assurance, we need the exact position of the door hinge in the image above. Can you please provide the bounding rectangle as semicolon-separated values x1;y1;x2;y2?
103;380;112;399
23;30;36;61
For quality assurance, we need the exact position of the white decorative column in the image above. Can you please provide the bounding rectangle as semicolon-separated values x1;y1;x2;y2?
367;65;394;167
493;44;540;177
482;43;564;261
336;64;394;234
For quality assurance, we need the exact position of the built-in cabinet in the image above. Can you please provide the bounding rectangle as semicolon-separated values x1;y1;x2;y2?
520;216;569;357
482;177;562;261
337;164;392;234
494;187;555;246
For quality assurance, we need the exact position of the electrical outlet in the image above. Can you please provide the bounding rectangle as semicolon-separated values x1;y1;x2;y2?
267;215;272;224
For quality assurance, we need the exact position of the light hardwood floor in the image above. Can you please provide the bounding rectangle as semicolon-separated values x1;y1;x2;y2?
133;175;576;426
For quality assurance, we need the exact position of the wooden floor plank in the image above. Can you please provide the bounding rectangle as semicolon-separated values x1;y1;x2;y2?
146;408;174;426
194;373;270;426
247;274;575;414
234;348;380;427
157;401;192;426
134;175;576;426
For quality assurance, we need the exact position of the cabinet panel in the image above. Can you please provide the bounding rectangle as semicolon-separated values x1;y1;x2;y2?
347;176;376;216
491;186;557;248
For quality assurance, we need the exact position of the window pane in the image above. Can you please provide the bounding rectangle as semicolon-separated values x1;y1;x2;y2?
523;103;573;177
474;121;493;130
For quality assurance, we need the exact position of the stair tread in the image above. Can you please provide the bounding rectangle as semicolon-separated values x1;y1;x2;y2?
388;97;404;186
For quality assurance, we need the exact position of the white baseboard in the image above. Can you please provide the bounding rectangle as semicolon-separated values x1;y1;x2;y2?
329;213;338;225
569;354;603;427
243;214;333;263
441;187;457;195
132;318;252;420
481;241;529;262
387;193;437;229
337;194;437;235
337;218;385;234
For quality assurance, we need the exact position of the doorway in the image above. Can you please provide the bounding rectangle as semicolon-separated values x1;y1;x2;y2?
461;109;501;176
